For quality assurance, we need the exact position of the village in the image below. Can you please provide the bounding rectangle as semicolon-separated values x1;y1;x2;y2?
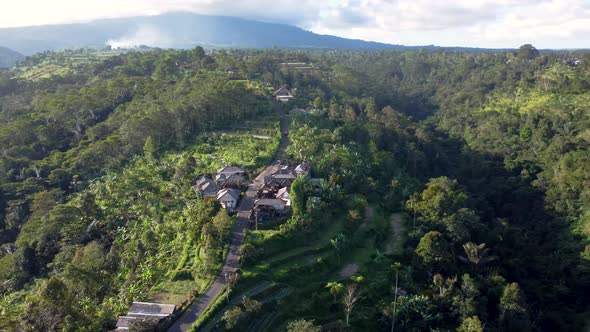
110;84;321;332
192;160;312;227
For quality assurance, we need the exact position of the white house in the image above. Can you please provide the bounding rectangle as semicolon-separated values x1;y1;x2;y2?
217;188;241;210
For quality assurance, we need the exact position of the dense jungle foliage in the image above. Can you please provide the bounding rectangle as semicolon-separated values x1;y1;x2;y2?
0;45;589;331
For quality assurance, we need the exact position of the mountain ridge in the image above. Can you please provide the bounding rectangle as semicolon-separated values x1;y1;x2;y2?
0;46;24;68
0;12;508;55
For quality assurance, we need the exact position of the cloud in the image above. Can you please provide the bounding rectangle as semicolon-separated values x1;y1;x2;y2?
1;0;589;48
107;25;173;49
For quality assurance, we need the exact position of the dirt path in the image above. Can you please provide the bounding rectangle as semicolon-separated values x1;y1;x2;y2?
167;106;288;332
339;263;359;278
386;213;404;255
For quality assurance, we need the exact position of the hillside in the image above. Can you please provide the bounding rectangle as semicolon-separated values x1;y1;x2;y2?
0;12;497;55
0;47;589;332
0;46;24;68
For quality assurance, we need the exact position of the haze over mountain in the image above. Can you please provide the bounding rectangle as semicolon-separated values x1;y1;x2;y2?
0;12;479;56
0;46;24;68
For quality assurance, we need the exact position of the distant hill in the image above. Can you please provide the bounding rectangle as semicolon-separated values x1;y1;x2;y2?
0;12;497;55
0;46;24;67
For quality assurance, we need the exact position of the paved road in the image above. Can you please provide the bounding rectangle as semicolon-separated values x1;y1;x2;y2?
167;107;287;332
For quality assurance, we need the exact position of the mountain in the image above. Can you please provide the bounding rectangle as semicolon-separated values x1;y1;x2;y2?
0;12;457;55
0;46;24;67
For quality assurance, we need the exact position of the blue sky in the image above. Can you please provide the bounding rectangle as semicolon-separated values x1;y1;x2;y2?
2;0;589;48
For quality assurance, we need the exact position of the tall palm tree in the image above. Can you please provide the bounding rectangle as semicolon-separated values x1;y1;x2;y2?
325;281;344;303
391;262;401;332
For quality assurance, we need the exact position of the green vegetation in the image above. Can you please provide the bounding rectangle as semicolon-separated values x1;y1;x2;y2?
1;44;590;331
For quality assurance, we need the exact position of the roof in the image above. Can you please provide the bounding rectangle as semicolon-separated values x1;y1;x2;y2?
273;173;296;179
255;198;286;207
295;163;310;173
116;316;137;328
128;302;175;317
217;188;240;201
193;176;217;193
217;166;245;175
275;85;292;96
276;187;290;197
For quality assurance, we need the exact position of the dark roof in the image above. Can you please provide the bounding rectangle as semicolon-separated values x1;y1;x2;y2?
193;176;217;193
217;188;240;201
116;316;137;328
255;198;286;207
217;166;245;175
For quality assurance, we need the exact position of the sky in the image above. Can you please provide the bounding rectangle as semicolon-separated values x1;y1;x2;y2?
1;0;589;48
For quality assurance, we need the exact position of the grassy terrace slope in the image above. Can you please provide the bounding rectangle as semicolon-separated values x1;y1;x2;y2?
192;204;405;331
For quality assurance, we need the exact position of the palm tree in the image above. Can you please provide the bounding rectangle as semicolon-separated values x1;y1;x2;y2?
325;281;344;303
460;242;496;269
391;262;401;332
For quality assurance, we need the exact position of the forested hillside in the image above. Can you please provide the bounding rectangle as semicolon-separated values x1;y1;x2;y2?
0;45;589;331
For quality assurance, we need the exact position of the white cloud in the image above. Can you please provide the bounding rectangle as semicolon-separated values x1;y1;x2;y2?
107;25;173;49
1;0;589;48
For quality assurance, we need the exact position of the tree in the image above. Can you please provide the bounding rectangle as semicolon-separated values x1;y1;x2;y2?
241;296;261;315
500;283;531;331
460;242;496;270
341;284;360;326
22;277;74;332
225;272;238;304
143;136;155;161
212;210;233;242
330;233;347;264
325;281;344;303
457;316;483;332
290;177;305;217
452;274;481;320
415;231;453;270
391;262;401;332
222;307;243;330
287;319;321;332
517;44;540;60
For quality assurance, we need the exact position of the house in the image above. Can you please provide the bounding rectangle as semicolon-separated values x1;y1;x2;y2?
264;172;296;189
109;302;175;332
127;302;175;318
217;188;241;210
217;166;246;176
295;162;310;178
254;198;288;218
275;85;295;102
216;166;247;188
192;176;217;197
